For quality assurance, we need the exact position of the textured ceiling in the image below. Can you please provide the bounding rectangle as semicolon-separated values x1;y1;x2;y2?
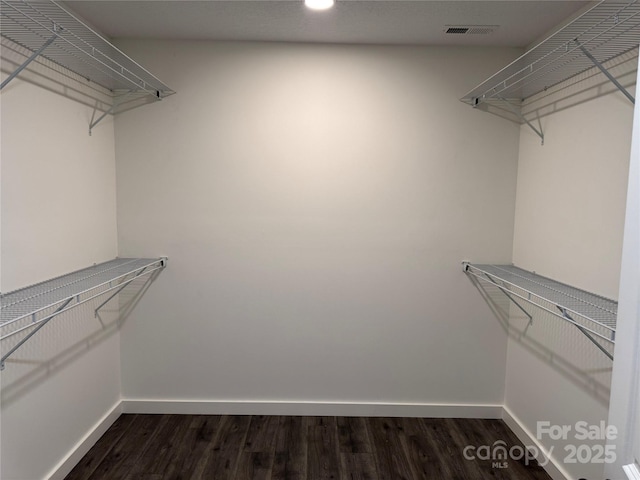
63;1;591;47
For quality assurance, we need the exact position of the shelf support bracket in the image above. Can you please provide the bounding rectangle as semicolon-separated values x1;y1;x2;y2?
483;273;534;327
0;32;58;90
557;307;613;360
575;41;635;105
94;267;147;316
0;297;73;370
463;262;533;329
498;96;544;145
89;90;133;136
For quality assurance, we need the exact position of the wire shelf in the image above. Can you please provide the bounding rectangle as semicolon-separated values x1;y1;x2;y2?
0;257;167;369
464;263;617;357
0;0;175;128
461;0;640;106
1;0;174;95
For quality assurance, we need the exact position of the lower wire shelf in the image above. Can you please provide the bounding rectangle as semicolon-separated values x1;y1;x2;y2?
0;257;167;369
463;262;617;359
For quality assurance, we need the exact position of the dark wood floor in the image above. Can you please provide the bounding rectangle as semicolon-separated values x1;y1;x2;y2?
66;415;552;480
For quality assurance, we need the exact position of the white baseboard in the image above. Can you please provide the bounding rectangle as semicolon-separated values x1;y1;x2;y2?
46;401;122;480
502;406;571;480
121;398;503;418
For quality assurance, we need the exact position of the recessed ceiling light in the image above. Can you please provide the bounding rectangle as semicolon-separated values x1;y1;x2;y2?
305;0;334;10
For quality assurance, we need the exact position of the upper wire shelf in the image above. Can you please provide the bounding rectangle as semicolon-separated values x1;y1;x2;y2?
0;0;175;130
464;263;617;359
0;257;167;369
461;0;640;107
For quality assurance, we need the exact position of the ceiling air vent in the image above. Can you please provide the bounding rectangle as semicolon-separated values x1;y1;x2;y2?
446;27;469;34
445;25;499;35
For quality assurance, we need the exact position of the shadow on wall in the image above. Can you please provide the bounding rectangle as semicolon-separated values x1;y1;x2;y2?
467;276;613;406
474;48;638;129
0;271;161;407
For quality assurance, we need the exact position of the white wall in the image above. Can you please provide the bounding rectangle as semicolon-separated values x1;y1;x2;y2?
114;40;521;412
505;54;636;480
1;55;120;479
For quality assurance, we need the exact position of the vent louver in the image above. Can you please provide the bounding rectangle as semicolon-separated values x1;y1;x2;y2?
444;25;499;35
446;27;469;34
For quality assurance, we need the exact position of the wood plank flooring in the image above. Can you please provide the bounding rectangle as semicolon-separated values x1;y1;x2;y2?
66;415;552;480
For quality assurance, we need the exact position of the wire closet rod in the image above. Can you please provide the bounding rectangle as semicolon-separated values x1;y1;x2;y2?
461;0;640;105
0;257;167;370
463;263;616;345
1;263;164;341
0;0;175;96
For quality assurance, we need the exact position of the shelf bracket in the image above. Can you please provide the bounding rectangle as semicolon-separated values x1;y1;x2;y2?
89;90;133;136
464;262;533;327
575;41;635;105
557;307;613;360
497;96;544;145
483;273;534;328
0;297;73;370
94;266;148;316
0;31;58;90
